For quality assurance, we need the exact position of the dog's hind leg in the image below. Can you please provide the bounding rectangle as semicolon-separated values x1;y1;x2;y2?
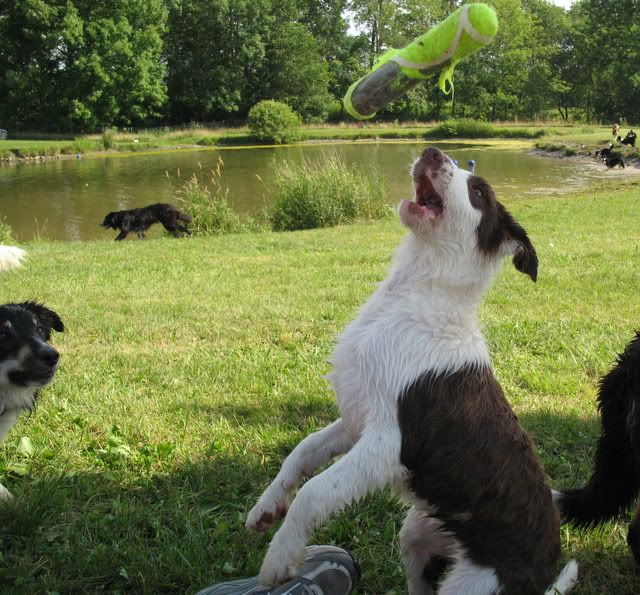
246;418;354;533
256;427;402;586
400;508;456;595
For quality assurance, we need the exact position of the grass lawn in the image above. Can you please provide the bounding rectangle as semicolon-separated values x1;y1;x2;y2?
1;179;640;593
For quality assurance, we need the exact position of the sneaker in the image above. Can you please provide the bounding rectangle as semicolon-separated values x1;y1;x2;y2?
196;544;360;595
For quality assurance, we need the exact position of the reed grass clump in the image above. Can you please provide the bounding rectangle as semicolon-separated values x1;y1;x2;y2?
102;128;117;150
177;157;245;235
270;156;389;231
0;218;15;243
427;118;545;139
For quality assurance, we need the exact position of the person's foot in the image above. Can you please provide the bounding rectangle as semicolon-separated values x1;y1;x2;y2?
196;545;360;595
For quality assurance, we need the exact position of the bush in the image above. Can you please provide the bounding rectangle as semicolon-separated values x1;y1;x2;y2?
0;218;14;243
428;119;497;138
270;156;389;231
102;128;117;150
247;100;302;144
427;119;545;140
176;158;245;235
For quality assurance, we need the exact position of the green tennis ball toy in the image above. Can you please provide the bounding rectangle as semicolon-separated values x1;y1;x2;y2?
344;3;498;120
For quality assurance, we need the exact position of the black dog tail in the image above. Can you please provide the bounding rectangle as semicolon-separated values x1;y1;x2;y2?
556;332;640;526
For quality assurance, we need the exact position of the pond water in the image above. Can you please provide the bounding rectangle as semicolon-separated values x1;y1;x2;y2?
0;141;619;242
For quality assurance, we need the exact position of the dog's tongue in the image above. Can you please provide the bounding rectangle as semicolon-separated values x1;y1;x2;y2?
408;200;439;221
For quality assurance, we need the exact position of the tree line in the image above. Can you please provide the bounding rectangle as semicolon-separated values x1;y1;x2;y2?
1;0;638;132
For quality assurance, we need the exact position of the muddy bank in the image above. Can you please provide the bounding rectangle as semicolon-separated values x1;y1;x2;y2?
531;147;640;173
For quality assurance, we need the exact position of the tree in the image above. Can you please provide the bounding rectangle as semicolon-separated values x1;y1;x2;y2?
571;0;640;124
165;0;271;123
70;0;168;129
0;0;167;132
260;21;332;120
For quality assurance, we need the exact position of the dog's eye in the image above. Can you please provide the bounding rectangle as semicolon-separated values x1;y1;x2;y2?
0;328;9;341
474;188;483;200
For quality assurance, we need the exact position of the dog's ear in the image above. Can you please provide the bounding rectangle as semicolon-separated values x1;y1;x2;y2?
469;177;538;281
21;301;65;337
501;209;538;282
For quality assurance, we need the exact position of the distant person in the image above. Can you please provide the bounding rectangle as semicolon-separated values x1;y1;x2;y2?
612;123;620;138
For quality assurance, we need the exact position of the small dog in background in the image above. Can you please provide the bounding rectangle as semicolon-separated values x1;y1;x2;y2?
0;302;64;499
555;331;640;565
605;155;625;169
101;203;191;241
595;143;614;160
616;130;637;148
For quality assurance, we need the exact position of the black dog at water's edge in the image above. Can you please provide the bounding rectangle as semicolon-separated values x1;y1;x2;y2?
101;203;191;241
555;331;640;564
594;143;625;168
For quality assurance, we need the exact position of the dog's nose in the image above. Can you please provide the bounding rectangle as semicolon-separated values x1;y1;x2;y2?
38;346;60;367
421;147;444;165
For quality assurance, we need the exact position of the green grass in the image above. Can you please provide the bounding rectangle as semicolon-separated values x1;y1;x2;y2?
1;181;640;593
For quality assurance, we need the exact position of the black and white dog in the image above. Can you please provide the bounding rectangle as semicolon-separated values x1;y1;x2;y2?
595;143;615;160
0;301;64;499
246;147;577;593
605;155;625;169
101;203;191;241
555;331;640;565
617;130;637;148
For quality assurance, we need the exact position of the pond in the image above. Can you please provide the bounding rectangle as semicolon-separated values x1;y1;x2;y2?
0;141;620;242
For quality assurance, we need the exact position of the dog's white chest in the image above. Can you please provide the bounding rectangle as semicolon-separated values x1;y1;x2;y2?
327;284;489;441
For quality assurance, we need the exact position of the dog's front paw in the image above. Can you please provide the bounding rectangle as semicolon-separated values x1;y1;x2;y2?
246;492;289;533
258;535;305;586
0;483;12;501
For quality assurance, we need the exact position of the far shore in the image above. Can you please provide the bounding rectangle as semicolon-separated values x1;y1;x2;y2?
3;122;637;164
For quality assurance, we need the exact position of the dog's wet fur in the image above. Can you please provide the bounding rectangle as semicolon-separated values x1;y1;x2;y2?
101;203;191;240
0;302;64;499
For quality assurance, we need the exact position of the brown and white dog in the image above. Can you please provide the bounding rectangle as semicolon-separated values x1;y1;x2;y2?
245;147;577;593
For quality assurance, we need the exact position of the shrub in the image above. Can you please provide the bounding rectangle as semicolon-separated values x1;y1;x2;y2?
247;100;302;144
0;218;14;243
102;128;117;150
176;157;244;235
428;119;497;139
72;137;98;154
426;119;545;140
270;156;389;231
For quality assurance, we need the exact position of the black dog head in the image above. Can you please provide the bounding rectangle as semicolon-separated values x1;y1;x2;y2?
0;302;64;392
101;212;122;229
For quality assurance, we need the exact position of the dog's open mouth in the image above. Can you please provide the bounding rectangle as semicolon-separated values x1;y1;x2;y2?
410;176;444;220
